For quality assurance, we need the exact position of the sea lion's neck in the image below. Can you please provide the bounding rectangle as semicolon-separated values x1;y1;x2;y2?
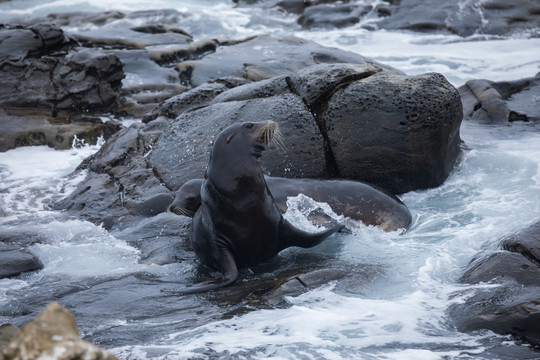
207;152;263;194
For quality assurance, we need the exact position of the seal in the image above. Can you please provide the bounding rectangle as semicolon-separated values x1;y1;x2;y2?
179;121;343;293
171;178;412;232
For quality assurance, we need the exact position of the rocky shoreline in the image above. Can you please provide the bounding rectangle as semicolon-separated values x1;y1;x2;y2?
1;0;540;356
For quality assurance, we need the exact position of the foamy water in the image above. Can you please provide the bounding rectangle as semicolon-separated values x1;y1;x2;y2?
1;0;540;359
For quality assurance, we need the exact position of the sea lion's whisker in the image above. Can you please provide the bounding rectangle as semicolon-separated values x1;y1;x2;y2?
270;127;286;153
178;208;195;217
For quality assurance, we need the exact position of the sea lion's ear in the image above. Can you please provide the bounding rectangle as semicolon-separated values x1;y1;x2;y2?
226;134;235;143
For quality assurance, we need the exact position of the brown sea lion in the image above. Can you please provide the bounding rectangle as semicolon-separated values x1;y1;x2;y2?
175;121;343;293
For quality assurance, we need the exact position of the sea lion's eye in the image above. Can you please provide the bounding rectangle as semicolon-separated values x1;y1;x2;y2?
244;123;254;129
226;135;234;143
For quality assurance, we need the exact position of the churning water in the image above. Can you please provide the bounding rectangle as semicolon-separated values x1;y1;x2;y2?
1;0;540;359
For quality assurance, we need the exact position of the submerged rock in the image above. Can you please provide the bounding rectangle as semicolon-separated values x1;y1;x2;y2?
459;72;540;124
0;244;43;279
1;302;117;360
450;220;540;346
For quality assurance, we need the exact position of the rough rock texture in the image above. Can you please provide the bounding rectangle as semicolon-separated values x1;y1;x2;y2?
0;27;124;111
459;73;540;124
0;110;121;152
52;120;174;230
450;220;540;346
55;61;462;229
322;71;463;193
0;24;125;151
1;302;117;360
142;77;250;123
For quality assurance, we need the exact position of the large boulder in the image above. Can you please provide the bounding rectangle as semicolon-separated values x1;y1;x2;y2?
459;73;540;124
55;60;462;229
450;220;540;346
322;71;462;193
1;302;117;360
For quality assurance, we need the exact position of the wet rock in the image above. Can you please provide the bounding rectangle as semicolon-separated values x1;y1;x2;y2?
459;73;540;124
242;0;540;37
45;11;126;27
451;220;540;346
0;244;43;279
0;109;121;152
52;120;174;230
1;302;117;360
261;268;348;306
142;77;250;123
71;27;191;49
0;40;124;112
175;35;392;87
148;92;328;190
374;0;540;37
322;70;462;193
112;212;193;265
0;24;125;151
298;3;372;29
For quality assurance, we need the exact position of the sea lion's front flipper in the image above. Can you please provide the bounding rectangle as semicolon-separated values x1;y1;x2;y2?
162;247;238;295
278;218;344;249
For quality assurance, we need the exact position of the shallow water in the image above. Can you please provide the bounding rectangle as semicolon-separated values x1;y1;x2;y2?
1;0;540;359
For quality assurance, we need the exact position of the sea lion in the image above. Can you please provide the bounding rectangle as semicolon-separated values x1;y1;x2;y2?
171;177;412;232
179;121;343;293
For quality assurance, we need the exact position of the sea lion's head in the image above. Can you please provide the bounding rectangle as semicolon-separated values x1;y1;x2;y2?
207;121;280;191
214;120;278;159
169;179;202;217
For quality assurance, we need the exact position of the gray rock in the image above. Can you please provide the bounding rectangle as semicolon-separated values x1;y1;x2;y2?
323;71;463;193
52;121;173;230
148;92;328;190
142;77;250;123
451;220;540;346
459;73;540;124
298;3;373;29
241;0;540;37
175;35;392;87
0;244;43;279
0;110;121;152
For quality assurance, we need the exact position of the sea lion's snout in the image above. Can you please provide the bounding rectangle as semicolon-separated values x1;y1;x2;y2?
256;121;278;147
